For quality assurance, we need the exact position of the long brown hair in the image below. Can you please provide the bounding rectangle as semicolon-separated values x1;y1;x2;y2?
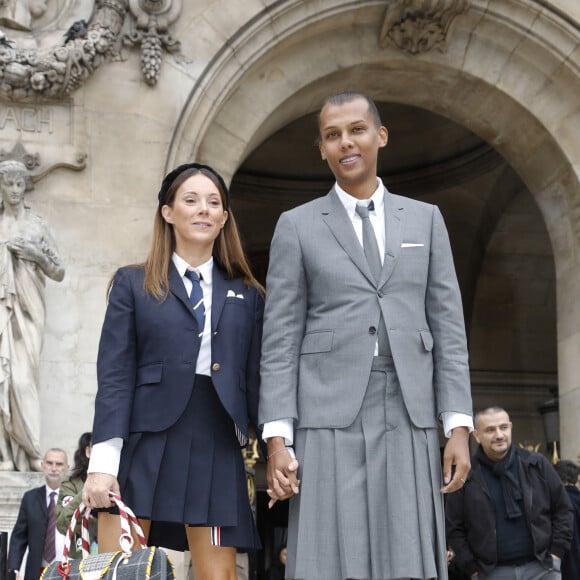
142;166;264;300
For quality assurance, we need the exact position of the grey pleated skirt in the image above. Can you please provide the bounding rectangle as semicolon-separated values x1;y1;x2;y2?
286;356;448;580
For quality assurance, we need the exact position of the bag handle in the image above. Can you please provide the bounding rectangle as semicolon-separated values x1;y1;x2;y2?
62;491;147;564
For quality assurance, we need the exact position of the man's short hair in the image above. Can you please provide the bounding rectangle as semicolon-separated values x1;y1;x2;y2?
474;406;509;429
555;460;580;485
43;447;67;459
317;92;383;135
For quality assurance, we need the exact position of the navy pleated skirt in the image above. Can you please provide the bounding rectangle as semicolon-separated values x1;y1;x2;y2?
117;374;260;551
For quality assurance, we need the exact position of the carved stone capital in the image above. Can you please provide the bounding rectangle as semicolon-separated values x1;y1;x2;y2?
125;0;182;86
380;0;471;55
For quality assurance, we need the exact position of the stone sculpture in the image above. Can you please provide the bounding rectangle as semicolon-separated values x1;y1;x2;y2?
0;159;64;471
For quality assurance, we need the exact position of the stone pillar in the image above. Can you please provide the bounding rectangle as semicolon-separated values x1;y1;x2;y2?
557;262;580;461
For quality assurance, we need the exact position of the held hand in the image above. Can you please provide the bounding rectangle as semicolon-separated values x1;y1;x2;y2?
266;438;300;508
82;472;120;508
440;426;470;494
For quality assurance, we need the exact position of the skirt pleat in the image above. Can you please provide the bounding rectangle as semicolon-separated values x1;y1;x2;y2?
287;356;447;580
117;374;260;551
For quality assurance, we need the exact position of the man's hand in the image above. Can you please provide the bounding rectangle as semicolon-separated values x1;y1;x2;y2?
82;472;120;508
266;437;300;508
440;426;470;493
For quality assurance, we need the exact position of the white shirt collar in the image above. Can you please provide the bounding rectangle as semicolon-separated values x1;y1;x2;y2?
334;178;385;217
172;252;213;284
45;485;58;500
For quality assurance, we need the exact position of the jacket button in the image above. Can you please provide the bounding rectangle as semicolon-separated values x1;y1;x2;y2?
378;290;384;298
212;363;220;371
369;326;377;334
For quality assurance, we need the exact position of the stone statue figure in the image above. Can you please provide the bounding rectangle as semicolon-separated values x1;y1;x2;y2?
0;0;48;32
0;159;64;472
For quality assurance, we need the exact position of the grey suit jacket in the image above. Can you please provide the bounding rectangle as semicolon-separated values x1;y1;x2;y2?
259;186;472;430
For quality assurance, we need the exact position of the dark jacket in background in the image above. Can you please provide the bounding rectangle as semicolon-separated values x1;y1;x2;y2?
8;486;49;580
562;485;580;580
445;445;573;577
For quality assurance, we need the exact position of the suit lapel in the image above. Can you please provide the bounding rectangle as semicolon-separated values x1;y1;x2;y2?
37;486;48;516
211;266;228;331
321;189;376;286
379;188;405;288
168;261;196;320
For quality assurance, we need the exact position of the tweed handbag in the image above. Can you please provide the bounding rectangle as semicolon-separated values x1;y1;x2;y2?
41;492;175;580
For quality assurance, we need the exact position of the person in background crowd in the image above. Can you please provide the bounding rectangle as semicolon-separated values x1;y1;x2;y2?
55;432;96;558
266;544;287;580
446;407;573;579
554;459;580;580
8;448;69;580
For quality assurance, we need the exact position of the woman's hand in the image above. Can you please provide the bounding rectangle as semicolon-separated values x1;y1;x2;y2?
82;473;120;508
266;438;300;508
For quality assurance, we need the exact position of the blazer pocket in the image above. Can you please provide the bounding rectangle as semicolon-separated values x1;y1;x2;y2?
300;330;334;354
420;330;433;352
136;363;163;386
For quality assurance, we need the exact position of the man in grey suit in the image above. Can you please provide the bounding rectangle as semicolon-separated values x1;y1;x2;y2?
259;92;473;580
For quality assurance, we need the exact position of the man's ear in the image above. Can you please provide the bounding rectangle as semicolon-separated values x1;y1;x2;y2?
472;429;480;444
378;126;389;148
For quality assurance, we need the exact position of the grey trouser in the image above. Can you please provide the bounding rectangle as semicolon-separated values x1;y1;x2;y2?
481;560;560;580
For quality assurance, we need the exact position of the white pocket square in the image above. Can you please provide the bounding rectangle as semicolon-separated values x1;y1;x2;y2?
401;243;424;247
227;290;244;299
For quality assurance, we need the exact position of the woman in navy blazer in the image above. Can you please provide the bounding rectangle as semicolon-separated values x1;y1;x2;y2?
82;163;264;579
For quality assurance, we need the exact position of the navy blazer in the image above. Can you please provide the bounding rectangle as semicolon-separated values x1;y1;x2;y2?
92;262;263;447
8;486;48;580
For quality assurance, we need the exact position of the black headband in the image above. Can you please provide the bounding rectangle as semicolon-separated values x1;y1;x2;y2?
157;163;230;209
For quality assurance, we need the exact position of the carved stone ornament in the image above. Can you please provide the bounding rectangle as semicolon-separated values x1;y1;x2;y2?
124;0;181;86
379;0;471;55
0;0;182;101
0;142;86;184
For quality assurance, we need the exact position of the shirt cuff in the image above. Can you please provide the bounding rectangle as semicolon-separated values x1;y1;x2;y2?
87;438;123;476
262;418;294;446
442;412;474;438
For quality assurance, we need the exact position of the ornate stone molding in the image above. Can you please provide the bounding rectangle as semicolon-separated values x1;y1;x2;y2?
124;0;181;86
379;0;471;55
0;142;86;183
0;0;127;101
0;0;183;101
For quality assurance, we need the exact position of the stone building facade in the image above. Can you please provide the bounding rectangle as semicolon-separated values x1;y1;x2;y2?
0;0;579;573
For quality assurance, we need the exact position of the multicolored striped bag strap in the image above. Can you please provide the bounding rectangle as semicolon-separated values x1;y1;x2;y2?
62;491;147;565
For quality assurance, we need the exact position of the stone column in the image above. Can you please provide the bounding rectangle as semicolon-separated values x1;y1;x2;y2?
557;261;580;461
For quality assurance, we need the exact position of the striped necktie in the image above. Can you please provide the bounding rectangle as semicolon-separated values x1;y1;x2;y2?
43;491;56;563
185;269;205;336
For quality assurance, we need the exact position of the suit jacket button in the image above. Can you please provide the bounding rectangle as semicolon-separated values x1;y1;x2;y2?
377;290;384;298
212;363;220;371
369;326;377;334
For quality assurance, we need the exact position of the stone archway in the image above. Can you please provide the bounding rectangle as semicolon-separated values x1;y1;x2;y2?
167;0;580;458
